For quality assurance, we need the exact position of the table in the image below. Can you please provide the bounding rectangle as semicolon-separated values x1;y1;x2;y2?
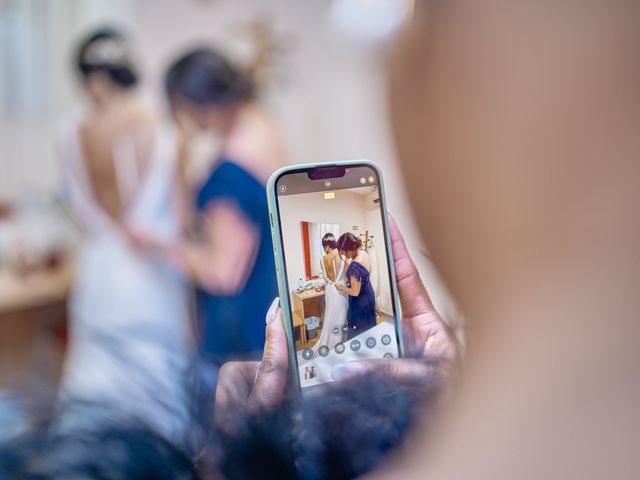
292;288;325;348
0;263;73;316
0;263;72;389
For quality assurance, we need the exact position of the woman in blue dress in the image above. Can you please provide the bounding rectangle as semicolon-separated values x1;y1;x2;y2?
336;233;377;339
160;48;285;365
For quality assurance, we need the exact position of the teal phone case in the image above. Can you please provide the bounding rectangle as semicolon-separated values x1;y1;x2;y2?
267;160;404;391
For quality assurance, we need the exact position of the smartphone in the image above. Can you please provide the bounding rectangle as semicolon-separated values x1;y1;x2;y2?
267;160;403;391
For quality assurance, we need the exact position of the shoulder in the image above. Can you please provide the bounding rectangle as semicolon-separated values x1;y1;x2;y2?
122;103;158;137
197;162;235;203
80;101;158;146
197;162;267;221
203;161;255;190
224;105;286;182
348;261;365;274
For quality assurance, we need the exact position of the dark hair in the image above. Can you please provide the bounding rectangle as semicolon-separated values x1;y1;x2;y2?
76;28;138;88
165;48;254;108
337;232;362;252
0;425;197;479
0;372;447;479
215;373;444;479
321;233;338;250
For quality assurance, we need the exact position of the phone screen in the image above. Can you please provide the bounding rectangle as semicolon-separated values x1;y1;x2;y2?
274;164;401;389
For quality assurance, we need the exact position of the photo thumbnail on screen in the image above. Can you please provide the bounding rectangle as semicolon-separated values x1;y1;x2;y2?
276;166;399;388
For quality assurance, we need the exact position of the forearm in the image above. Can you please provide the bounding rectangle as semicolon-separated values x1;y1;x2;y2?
339;284;360;297
179;201;259;295
343;287;357;296
175;242;238;294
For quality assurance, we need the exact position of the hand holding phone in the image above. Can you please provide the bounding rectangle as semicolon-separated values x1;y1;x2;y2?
265;161;458;391
268;161;404;390
215;213;456;414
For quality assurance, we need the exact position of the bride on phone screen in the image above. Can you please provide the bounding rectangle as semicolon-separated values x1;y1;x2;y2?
316;233;348;349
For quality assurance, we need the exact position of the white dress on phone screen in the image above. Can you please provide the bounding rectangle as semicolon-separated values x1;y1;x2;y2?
316;255;348;350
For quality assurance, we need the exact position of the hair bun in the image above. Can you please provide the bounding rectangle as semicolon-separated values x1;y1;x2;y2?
82;37;130;67
77;28;138;89
337;232;360;252
166;48;255;107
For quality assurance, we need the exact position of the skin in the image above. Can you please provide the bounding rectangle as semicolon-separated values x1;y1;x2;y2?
219;3;640;478
321;246;338;283
215;215;458;430
381;2;640;479
135;100;286;295
77;72;156;223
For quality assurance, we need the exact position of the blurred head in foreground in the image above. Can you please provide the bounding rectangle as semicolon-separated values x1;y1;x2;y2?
0;374;442;479
389;2;640;478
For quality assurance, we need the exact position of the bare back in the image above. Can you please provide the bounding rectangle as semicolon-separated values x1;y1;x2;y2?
322;249;340;283
78;99;155;221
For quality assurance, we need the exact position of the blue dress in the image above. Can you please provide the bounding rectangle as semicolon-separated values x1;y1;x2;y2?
345;261;377;339
196;160;278;364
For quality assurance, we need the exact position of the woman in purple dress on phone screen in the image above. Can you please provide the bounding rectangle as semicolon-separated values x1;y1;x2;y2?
336;233;376;339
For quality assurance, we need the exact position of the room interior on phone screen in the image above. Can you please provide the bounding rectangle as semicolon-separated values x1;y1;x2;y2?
279;186;394;351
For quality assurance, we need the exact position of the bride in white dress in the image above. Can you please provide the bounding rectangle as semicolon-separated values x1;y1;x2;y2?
298;234;348;384
54;29;193;443
316;234;349;350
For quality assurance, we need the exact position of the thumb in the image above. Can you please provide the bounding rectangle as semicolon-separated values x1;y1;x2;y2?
388;214;435;318
249;298;289;409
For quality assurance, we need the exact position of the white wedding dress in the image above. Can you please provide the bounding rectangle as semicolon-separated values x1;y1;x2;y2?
297;254;348;384
55;119;193;441
316;255;349;350
300;255;349;364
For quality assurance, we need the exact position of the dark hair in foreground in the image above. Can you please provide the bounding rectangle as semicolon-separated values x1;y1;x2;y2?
337;232;362;252
76;27;138;88
322;233;338;250
0;372;445;479
165;48;254;108
215;372;444;480
0;425;195;479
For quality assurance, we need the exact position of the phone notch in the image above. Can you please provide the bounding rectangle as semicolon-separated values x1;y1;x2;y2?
307;165;347;180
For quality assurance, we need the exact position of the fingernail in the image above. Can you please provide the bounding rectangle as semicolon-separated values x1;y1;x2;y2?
331;362;366;381
266;297;280;325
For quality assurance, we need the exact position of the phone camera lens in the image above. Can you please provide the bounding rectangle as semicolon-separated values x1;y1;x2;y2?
279;185;287;193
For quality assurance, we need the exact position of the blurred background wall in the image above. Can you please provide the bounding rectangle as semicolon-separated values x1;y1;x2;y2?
0;0;462;330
